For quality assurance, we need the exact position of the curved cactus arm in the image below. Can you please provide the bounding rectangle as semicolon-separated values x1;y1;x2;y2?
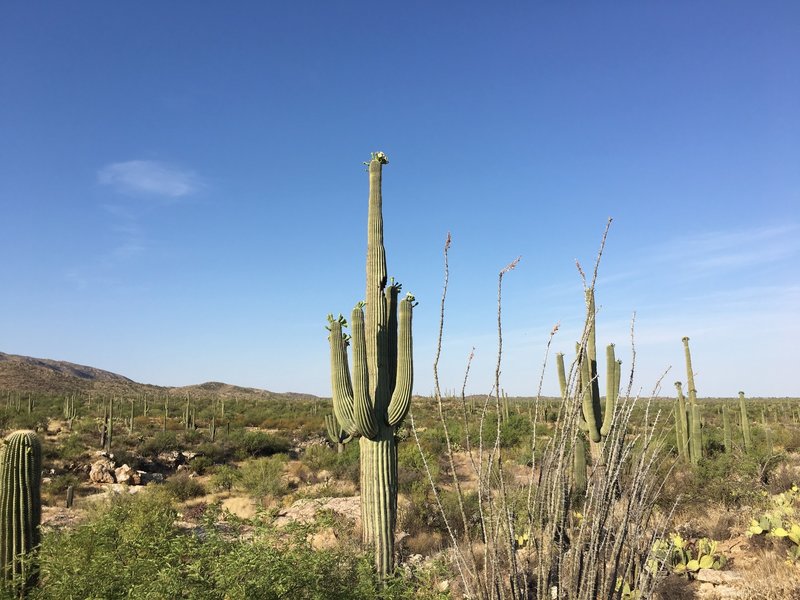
328;316;356;435
387;294;414;427
324;414;340;444
325;413;355;445
351;305;378;439
600;343;616;436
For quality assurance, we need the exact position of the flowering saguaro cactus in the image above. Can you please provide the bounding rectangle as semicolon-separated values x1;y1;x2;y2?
326;152;415;576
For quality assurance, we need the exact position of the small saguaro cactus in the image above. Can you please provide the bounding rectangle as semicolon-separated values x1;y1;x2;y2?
326;151;415;577
0;430;42;593
722;404;732;454
682;337;702;465
674;382;690;463
739;391;752;453
556;287;621;487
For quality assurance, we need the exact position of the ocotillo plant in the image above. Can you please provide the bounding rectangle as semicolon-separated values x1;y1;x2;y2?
682;337;702;465
324;414;352;454
326;152;415;577
739;391;752;453
0;430;42;593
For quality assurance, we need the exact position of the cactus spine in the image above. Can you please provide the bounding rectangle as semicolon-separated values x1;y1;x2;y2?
327;152;414;577
739;391;751;453
0;430;42;593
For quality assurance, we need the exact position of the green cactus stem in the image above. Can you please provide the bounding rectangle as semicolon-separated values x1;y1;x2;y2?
0;430;42;593
739;391;751;453
327;152;414;577
674;382;690;463
682;337;702;465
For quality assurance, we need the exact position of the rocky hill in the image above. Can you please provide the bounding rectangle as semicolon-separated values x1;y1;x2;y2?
0;351;321;401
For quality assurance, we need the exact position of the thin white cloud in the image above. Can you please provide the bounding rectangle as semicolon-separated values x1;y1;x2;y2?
652;224;799;274
98;160;201;198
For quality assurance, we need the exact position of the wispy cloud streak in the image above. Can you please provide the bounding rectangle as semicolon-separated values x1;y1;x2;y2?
98;160;202;198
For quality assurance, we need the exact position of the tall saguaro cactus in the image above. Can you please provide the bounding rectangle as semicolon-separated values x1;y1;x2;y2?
0;430;42;593
327;152;415;577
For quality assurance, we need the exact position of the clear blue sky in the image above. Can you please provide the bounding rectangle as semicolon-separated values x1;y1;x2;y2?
1;2;798;398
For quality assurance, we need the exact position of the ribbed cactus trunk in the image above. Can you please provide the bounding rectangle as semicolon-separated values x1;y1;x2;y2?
327;153;414;577
0;430;42;594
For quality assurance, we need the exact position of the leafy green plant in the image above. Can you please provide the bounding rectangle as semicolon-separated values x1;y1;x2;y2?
650;534;727;576
238;455;288;500
747;485;800;562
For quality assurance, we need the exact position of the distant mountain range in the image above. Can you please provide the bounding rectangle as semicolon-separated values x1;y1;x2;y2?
0;352;322;401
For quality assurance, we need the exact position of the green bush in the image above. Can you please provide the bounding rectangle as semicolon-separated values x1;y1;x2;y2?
231;431;291;459
210;465;240;492
163;473;207;501
32;488;428;599
238;455;289;500
140;431;179;457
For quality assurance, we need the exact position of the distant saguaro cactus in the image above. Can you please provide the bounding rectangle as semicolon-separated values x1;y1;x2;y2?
674;381;690;463
579;288;621;465
0;430;42;594
326;152;415;577
556;287;621;492
682;337;702;465
739;391;752;453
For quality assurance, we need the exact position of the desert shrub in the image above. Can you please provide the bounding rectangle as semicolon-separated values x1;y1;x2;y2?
33;488;420;599
210;465;240;492
54;433;86;461
163;473;207;501
300;443;339;473
231;431;291;459
189;455;214;475
499;413;532;448
44;473;81;496
140;431;179;456
238;455;289;499
183;429;203;445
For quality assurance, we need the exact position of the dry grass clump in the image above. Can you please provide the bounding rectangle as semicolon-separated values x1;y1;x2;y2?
726;550;800;599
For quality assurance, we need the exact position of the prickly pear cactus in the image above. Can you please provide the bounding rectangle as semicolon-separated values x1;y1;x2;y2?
0;430;42;593
326;152;415;576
